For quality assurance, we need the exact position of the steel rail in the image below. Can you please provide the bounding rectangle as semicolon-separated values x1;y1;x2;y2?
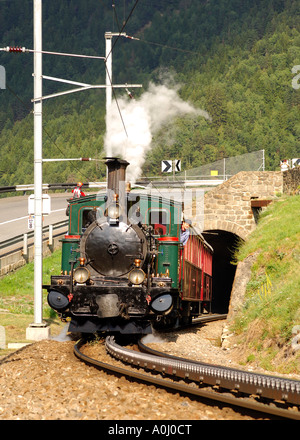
74;337;300;420
107;336;300;420
138;339;300;405
190;313;228;325
107;337;300;406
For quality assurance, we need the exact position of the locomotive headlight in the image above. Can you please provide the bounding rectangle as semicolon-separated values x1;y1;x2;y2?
73;266;90;284
128;268;145;285
107;203;120;219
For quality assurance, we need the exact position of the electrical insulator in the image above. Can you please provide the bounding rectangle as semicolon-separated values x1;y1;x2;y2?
9;46;26;53
125;87;134;99
125;35;139;41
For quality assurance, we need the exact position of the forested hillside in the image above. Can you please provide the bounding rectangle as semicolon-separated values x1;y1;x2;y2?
0;0;299;185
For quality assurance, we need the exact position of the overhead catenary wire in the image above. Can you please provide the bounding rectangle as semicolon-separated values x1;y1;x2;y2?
2;0;197;185
104;62;129;139
132;37;201;55
112;1;122;33
108;0;140;58
0;1;143;182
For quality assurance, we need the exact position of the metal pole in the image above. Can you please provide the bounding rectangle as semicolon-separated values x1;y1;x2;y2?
48;224;53;247
23;233;28;256
105;32;112;159
105;32;112;118
104;32;136;159
105;32;127;115
105;32;113;164
33;0;43;325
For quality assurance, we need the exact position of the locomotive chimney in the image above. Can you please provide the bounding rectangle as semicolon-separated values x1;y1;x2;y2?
105;157;129;206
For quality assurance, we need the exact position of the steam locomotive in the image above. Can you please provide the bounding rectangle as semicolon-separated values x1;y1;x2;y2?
44;158;213;334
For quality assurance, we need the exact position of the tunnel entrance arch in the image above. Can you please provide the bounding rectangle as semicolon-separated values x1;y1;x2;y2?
202;230;243;313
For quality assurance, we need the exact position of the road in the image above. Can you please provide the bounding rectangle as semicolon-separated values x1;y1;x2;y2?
0;193;72;242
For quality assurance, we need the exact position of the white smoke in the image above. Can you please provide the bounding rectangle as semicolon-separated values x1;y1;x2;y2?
51;324;72;342
104;82;211;183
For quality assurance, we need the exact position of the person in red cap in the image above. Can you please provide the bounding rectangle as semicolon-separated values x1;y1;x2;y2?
72;181;86;198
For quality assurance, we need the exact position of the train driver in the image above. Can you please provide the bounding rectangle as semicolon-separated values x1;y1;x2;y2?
180;219;192;246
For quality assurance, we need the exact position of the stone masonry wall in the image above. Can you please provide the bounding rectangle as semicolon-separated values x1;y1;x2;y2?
203;171;283;240
283;166;300;195
185;169;296;323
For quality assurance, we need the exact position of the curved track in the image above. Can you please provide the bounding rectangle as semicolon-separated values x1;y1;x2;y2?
74;335;300;420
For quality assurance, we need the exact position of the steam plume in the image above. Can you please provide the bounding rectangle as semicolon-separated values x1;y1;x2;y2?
104;83;211;182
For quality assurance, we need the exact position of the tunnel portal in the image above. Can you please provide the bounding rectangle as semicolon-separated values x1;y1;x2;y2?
202;230;242;314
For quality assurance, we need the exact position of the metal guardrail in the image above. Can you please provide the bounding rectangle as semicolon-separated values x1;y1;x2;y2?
0;178;225;195
0;182;106;194
135;179;225;187
0;220;68;253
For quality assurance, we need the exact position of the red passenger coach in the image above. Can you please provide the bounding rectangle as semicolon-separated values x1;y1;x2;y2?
181;231;213;317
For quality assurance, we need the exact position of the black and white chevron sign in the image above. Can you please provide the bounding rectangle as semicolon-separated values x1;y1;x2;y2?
161;160;172;173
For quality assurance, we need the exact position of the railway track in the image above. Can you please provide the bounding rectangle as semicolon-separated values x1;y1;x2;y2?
74;328;300;420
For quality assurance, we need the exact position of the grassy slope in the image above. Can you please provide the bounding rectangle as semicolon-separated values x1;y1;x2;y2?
233;194;300;373
0;249;64;352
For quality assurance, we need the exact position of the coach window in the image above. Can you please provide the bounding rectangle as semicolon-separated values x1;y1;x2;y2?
148;209;169;235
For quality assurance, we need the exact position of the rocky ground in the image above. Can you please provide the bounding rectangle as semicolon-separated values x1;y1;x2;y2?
0;320;298;420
